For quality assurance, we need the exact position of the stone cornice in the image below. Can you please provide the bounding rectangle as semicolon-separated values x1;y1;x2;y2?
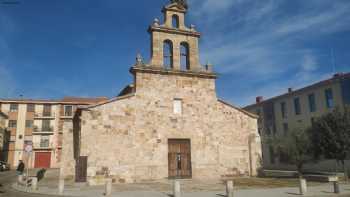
148;26;201;38
130;66;217;79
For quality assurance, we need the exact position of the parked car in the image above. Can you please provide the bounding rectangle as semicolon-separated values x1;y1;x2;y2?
0;161;10;171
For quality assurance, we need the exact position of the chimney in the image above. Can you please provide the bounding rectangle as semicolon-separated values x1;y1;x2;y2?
288;88;293;93
333;72;344;78
256;96;263;104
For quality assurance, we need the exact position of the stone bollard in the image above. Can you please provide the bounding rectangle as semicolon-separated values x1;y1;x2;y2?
104;178;112;196
58;178;64;195
333;181;340;194
17;175;24;184
31;177;38;191
226;180;234;197
173;180;181;197
299;179;307;195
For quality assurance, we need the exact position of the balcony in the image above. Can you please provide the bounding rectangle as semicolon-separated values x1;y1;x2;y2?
34;112;55;119
33;142;53;150
33;126;54;135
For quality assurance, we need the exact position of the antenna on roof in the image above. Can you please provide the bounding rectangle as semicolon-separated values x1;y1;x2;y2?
331;48;336;74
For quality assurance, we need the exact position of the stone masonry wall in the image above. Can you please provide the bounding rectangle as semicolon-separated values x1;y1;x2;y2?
62;70;261;184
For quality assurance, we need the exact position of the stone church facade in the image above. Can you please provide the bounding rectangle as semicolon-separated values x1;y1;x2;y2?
60;1;262;185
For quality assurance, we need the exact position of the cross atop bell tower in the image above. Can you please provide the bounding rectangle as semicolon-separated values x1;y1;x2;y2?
133;0;214;75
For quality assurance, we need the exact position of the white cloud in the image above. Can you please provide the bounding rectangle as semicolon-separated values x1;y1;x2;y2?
187;0;350;106
301;54;318;71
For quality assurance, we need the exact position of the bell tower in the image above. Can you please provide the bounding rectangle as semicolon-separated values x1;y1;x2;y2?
145;0;209;72
148;0;201;71
131;0;215;78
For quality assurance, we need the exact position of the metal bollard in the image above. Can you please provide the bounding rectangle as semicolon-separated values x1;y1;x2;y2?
226;180;234;197
333;181;340;194
173;180;181;197
104;178;112;196
58;178;65;195
299;179;307;195
31;177;38;191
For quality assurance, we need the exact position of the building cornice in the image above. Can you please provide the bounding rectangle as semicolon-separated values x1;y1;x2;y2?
130;65;217;79
148;26;201;38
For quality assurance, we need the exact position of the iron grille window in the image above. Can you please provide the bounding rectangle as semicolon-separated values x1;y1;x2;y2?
325;88;334;108
308;93;316;112
10;104;18;112
294;98;301;115
43;104;52;116
64;105;73;116
42;120;52;131
8;120;17;128
280;102;287;118
27;104;35;112
40;136;50;147
25;120;33;128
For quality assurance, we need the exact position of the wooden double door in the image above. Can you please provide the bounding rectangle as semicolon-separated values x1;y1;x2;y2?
168;139;192;179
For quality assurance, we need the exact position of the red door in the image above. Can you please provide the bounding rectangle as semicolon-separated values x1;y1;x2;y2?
34;152;51;169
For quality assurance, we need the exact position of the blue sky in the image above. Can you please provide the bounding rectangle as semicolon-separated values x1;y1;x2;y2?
0;0;349;107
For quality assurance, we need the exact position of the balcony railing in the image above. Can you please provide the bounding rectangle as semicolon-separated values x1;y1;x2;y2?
34;112;55;119
33;126;54;133
33;142;52;149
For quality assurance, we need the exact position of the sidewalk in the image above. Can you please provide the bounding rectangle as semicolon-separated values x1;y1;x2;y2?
12;169;350;197
13;180;350;197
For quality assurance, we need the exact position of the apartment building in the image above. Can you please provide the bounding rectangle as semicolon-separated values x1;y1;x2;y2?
244;72;350;171
0;112;8;161
0;97;108;169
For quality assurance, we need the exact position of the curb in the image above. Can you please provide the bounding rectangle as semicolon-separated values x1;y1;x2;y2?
11;182;77;197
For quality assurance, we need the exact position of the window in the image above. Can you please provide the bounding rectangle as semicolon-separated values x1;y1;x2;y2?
64;105;73;116
173;99;182;115
294;98;301;115
163;40;173;69
172;15;179;28
180;42;190;70
8;120;17;128
40;136;50;148
42;120;51;131
25;120;33;128
10;104;18;112
308;93;316;112
325;88;334;108
43;104;52;116
280;102;287;119
283;123;289;136
27;104;35;112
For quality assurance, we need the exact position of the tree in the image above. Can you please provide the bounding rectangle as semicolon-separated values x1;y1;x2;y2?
268;128;314;178
309;106;350;180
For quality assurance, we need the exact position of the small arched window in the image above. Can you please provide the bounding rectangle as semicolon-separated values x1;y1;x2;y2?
163;40;173;69
172;15;180;28
180;42;190;70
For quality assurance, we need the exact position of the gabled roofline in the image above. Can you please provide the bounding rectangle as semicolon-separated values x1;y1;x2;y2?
80;93;135;110
162;3;187;13
218;99;259;119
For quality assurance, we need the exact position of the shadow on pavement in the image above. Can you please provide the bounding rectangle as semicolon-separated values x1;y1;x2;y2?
286;192;301;195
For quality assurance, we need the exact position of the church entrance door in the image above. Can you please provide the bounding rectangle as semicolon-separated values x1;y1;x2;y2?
168;139;192;179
